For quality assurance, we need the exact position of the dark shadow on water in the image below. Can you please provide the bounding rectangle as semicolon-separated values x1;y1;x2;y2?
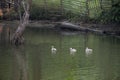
0;24;11;44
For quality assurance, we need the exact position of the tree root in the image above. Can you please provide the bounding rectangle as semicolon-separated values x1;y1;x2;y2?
11;32;24;46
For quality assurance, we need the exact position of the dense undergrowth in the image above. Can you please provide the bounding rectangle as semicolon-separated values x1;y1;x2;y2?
0;0;120;24
98;1;120;24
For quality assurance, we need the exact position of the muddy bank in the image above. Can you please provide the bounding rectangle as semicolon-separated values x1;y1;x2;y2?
56;22;120;38
1;20;120;37
28;21;120;37
79;23;120;36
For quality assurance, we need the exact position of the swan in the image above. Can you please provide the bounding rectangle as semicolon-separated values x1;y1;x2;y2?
70;48;77;54
51;46;57;53
85;47;93;55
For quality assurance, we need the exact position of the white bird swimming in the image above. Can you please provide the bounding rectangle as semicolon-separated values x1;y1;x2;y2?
85;47;93;55
51;46;57;53
70;48;77;54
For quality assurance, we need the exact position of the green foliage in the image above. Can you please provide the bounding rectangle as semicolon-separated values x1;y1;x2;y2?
30;4;47;20
1;0;119;24
98;1;120;24
30;3;63;20
63;11;89;22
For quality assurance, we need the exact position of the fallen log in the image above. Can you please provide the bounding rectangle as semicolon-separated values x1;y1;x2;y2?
55;22;88;32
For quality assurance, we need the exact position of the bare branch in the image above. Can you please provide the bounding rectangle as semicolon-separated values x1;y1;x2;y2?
11;0;30;45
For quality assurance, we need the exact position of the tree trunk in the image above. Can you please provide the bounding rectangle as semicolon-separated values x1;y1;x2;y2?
86;0;89;17
44;0;48;19
60;0;63;15
11;0;30;45
100;0;103;10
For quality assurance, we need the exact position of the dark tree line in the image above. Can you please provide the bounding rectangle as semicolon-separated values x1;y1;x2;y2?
0;0;32;45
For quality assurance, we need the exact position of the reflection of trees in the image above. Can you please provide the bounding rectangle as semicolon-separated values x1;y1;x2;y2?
13;46;28;80
0;25;10;43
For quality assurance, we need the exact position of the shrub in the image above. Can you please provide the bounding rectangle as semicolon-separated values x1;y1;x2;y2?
99;1;120;24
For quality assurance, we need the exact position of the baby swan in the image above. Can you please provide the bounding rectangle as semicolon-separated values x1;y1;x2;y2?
85;47;93;55
70;48;77;54
51;46;57;53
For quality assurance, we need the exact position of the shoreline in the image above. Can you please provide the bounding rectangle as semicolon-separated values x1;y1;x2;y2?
28;20;120;37
1;20;120;37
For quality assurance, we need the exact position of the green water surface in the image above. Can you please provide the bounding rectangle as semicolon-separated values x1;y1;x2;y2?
0;27;120;80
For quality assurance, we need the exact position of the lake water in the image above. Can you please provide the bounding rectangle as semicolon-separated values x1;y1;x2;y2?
0;26;120;80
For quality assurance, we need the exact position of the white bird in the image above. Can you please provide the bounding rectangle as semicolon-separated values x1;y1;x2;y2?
70;48;77;55
85;47;93;56
51;46;57;54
